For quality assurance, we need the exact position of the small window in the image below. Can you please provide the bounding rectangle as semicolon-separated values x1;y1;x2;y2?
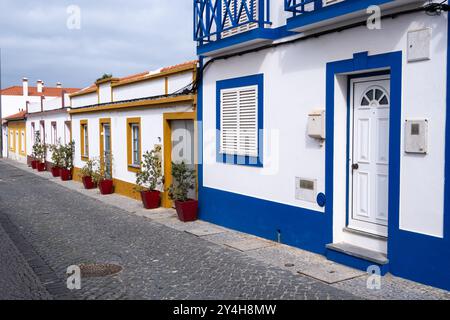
40;121;45;144
51;122;57;145
9;130;14;150
132;124;140;165
20;131;25;153
64;121;71;144
31;123;35;145
127;118;141;171
220;85;258;157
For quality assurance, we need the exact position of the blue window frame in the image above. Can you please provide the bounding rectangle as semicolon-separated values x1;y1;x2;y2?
216;74;264;167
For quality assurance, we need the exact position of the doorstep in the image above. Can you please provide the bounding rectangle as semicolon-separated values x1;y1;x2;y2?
326;242;389;275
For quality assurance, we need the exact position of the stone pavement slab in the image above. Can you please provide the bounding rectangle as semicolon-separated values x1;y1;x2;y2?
246;245;365;284
225;238;276;252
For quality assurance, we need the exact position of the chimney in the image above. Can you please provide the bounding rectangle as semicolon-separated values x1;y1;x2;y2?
22;78;29;97
37;80;43;93
56;82;62;88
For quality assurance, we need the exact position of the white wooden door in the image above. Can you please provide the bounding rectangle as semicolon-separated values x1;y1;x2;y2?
171;119;195;199
349;77;390;237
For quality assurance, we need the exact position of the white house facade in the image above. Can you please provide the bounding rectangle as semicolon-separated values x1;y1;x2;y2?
0;78;78;163
26;93;75;167
194;0;450;290
69;61;197;206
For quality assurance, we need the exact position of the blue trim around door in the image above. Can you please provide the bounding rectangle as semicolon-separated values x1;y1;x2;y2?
326;51;450;291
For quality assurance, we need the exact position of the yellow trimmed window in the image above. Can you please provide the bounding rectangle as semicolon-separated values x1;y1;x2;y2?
127;118;141;172
9;130;14;151
80;120;89;160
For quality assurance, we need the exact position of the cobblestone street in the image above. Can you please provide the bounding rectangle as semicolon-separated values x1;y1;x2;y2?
0;160;358;300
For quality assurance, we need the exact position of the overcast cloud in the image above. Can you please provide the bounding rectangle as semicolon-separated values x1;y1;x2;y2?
0;0;196;89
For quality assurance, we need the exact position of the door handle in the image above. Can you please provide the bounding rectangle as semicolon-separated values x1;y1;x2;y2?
352;163;359;170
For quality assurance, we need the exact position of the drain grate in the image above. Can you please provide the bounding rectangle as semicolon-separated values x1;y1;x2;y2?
79;263;123;278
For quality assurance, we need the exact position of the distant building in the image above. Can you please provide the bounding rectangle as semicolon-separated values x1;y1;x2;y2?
1;78;79;160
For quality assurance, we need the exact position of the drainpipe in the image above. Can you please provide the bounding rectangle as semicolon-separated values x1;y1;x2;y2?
40;96;45;112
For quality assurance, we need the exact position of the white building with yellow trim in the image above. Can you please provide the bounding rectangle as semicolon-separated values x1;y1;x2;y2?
69;61;198;206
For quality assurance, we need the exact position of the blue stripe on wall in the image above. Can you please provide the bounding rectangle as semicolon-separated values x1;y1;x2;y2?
199;187;329;255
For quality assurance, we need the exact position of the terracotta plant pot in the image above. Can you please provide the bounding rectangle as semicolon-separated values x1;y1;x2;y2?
31;160;38;169
37;162;46;172
140;190;161;209
51;166;61;177
175;199;198;222
60;168;72;181
99;179;114;195
82;176;97;189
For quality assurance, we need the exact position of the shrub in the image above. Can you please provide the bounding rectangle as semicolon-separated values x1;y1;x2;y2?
168;161;196;202
135;145;163;192
49;140;63;168
60;141;75;170
79;158;96;178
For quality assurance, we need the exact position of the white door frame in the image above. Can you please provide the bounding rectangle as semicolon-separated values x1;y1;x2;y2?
348;75;390;238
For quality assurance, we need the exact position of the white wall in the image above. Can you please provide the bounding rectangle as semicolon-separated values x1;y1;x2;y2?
72;103;193;185
26;112;71;160
202;12;448;238
71;92;97;108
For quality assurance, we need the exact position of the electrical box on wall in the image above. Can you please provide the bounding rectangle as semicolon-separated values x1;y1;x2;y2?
295;177;317;203
407;28;432;62
405;119;428;154
308;110;325;140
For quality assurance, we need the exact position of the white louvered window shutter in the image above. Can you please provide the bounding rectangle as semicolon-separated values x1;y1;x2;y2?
222;0;259;38
220;85;258;157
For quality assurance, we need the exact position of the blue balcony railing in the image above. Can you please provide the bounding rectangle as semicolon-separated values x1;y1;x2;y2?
285;0;339;16
194;0;271;45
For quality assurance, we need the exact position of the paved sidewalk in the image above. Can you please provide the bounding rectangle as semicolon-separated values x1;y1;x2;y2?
1;158;450;300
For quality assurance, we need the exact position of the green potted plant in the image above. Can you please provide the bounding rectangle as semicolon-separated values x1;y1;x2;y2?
135;145;164;209
35;137;47;172
79;158;97;189
31;132;41;169
168;161;197;222
60;141;74;181
93;154;114;195
49;140;63;177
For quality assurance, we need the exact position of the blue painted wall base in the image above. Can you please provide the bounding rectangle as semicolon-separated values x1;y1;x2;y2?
199;187;331;255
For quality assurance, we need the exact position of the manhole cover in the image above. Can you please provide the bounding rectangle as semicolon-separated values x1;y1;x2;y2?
79;263;123;278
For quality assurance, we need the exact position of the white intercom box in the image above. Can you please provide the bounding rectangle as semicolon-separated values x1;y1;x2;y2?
405;119;428;154
308;110;325;140
295;177;317;203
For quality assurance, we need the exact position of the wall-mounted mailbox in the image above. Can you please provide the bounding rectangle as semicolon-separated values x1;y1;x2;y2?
405;119;428;154
308;110;325;140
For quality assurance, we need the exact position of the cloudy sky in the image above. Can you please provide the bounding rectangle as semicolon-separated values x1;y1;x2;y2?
0;0;196;89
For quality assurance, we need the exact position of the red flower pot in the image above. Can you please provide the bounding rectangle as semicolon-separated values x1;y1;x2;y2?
37;162;46;172
82;176;97;189
60;168;72;181
175;199;198;222
140;190;161;209
99;179;114;195
51;166;61;177
31;160;38;169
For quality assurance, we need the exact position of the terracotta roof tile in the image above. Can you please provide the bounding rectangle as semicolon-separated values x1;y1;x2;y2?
160;60;198;72
3;110;26;121
0;86;80;97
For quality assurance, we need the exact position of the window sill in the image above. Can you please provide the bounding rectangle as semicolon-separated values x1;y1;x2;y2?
127;165;141;173
81;156;89;162
217;153;263;168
